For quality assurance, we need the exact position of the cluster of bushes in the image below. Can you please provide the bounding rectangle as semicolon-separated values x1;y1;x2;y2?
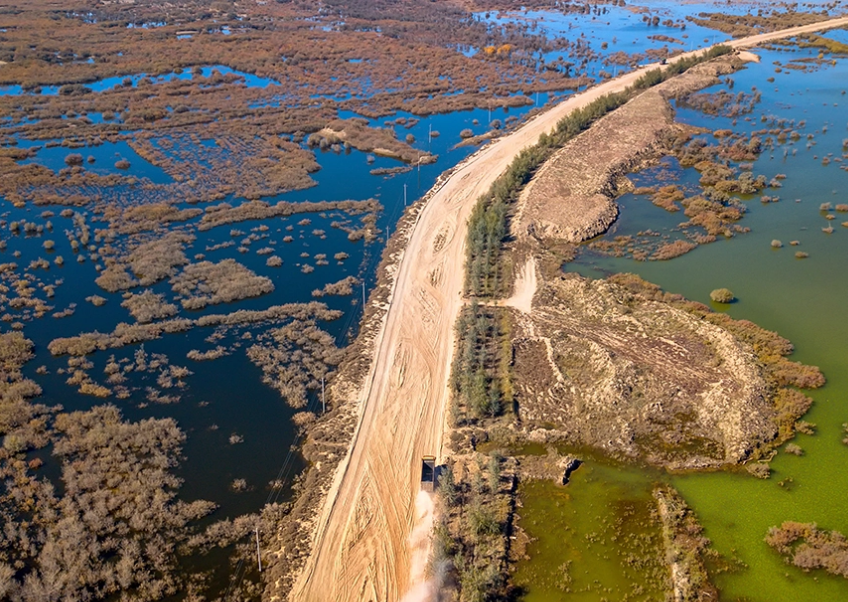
121;290;179;323
246;320;344;408
432;453;515;602
118;202;203;234
0;403;217;601
197;198;381;231
688;11;832;37
766;522;848;578
95;231;195;293
170;258;273;309
311;275;359;298
450;303;513;423
48;302;341;356
318;118;435;164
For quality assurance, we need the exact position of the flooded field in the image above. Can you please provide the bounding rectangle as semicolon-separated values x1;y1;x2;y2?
3;0;848;600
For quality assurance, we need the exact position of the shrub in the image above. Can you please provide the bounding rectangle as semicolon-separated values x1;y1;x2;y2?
746;462;771;479
171;259;274;309
784;443;803;456
438;465;459;507
710;288;734;303
64;153;84;166
121;290;179;323
766;522;848;579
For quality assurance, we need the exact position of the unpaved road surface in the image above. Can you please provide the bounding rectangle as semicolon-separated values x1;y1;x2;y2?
290;16;848;602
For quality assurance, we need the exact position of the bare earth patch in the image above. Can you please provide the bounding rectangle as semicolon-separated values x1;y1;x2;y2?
510;274;775;469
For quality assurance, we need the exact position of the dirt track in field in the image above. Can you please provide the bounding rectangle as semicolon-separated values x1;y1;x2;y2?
290;16;848;602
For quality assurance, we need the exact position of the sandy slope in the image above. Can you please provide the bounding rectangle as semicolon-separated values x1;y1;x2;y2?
290;16;848;602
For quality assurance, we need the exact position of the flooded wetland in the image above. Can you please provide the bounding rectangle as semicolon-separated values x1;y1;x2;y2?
2;0;848;601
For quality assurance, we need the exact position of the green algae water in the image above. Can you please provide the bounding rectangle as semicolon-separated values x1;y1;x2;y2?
513;462;668;602
537;41;848;602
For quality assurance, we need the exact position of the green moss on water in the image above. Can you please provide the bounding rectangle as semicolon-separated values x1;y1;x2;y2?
513;464;668;602
566;44;848;601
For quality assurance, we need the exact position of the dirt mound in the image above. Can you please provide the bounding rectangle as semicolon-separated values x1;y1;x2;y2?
510;274;775;469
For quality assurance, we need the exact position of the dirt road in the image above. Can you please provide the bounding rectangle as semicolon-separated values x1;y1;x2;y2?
290;16;848;602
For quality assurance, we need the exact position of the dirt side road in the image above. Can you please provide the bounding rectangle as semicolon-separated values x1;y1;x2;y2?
290;16;848;602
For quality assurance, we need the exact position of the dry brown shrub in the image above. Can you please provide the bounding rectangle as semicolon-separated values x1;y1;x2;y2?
650;185;684;212
128;231;195;286
121;290;179;323
766;522;848;578
652;239;696;260
171;259;273;309
197;198;380;231
186;346;229;361
311;276;359;298
247;321;344;408
95;265;138;293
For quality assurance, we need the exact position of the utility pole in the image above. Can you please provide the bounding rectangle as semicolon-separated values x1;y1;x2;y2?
404;183;407;206
362;281;366;306
255;527;262;573
321;376;325;414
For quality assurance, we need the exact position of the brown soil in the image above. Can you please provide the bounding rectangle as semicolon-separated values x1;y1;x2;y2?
509;274;774;470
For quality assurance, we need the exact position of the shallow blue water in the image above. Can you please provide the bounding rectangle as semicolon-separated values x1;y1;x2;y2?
0;64;280;97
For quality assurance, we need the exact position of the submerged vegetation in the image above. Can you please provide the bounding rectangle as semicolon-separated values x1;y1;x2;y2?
766;522;848;579
1;0;847;599
710;287;735;303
